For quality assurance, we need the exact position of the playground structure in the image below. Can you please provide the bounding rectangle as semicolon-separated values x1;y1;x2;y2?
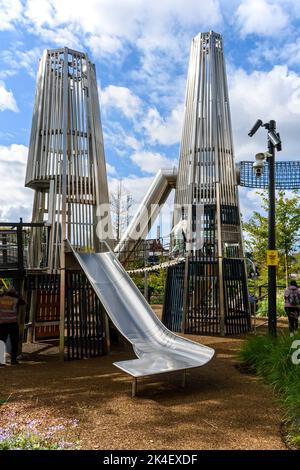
22;47;113;358
0;44;217;392
70;241;214;393
3;32;300;390
116;32;251;335
163;32;250;335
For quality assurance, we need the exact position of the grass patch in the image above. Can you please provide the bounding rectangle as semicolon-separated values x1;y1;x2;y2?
240;331;300;448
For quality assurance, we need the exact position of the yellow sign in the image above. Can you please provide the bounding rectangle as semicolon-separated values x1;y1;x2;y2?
266;250;279;266
0;278;8;289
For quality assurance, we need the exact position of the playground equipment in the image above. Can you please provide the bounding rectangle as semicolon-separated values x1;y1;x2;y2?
24;47;113;354
0;340;5;365
237;160;300;189
116;32;250;336
115;168;177;264
25;47;112;271
69;241;214;395
3;30;300;379
9;45;215;389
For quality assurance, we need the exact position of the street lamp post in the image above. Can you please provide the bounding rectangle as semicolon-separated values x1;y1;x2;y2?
248;119;282;336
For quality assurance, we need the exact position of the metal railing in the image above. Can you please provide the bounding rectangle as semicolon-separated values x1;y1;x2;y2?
0;220;49;274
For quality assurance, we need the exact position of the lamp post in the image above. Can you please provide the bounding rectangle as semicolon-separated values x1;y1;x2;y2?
248;119;282;336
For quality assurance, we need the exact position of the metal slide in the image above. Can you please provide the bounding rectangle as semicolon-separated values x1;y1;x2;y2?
114;168;177;263
70;244;214;378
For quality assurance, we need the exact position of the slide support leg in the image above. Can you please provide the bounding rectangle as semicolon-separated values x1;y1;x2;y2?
182;369;187;388
132;377;137;398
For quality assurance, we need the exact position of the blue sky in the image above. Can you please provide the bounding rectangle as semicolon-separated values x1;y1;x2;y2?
1;0;300;237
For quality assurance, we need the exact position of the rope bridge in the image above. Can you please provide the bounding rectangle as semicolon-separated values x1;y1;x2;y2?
238;161;300;189
126;257;185;274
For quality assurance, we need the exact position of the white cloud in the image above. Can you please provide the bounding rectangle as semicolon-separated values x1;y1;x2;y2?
251;37;300;68
130;150;177;174
229;65;300;160
0;144;33;221
124;135;141;151
23;0;222;46
101;85;143;119
0;144;27;164
106;163;117;175
239;187;265;220
235;0;289;37
109;174;153;204
0;81;19;112
0;47;42;79
141;104;184;146
86;34;123;58
0;0;23;30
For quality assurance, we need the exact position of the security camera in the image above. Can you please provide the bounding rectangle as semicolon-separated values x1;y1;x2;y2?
255;151;271;161
268;130;282;150
253;160;264;177
253;152;267;177
248;119;263;137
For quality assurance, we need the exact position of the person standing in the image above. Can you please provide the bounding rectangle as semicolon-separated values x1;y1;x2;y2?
284;280;300;337
0;285;25;365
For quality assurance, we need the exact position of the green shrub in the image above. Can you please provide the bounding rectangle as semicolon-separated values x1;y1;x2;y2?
240;332;300;447
256;293;286;317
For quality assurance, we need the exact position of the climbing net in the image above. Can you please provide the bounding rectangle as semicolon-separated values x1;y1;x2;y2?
238;161;300;189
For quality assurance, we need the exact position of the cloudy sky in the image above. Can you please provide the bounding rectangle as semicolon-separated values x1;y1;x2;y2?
1;0;300;235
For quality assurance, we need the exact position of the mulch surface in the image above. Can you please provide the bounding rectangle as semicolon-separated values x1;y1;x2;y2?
0;314;287;450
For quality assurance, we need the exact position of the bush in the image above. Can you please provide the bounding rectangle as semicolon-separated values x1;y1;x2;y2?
240;332;300;447
256;293;286;317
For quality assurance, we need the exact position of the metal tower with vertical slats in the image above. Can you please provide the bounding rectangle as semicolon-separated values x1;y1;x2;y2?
163;31;251;335
25;48;112;353
25;47;112;271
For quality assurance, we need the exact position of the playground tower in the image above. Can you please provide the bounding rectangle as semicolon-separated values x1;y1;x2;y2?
25;48;111;354
163;32;251;335
25;47;112;271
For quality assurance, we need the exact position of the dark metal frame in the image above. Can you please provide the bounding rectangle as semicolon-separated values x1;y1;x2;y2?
65;271;105;360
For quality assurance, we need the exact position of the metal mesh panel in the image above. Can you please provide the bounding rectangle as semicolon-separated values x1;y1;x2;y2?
65;271;105;360
0;230;19;269
238;161;300;189
162;262;184;332
185;259;220;335
223;259;250;334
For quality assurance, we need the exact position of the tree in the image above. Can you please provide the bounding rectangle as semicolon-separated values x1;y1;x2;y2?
243;190;300;286
110;180;133;242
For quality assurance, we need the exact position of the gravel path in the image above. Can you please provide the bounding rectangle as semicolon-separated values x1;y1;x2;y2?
0;323;287;450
